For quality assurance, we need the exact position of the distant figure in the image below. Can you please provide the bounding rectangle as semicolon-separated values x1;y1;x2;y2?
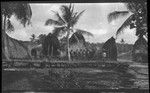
102;52;107;62
70;50;73;61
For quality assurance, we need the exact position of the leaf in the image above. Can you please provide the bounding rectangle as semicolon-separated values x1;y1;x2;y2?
108;11;129;23
70;4;74;14
2;3;32;27
13;3;32;27
6;19;14;32
45;19;63;26
75;29;93;37
60;5;72;23
52;27;67;37
51;10;66;24
116;14;135;36
125;3;137;13
72;10;85;25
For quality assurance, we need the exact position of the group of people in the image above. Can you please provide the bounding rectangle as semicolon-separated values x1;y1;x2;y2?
70;48;99;61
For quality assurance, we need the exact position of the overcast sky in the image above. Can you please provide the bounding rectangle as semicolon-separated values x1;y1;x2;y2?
8;3;138;44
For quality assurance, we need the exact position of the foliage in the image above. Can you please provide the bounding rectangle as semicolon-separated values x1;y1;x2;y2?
30;34;36;42
45;4;93;60
42;33;60;57
1;2;32;31
37;34;47;44
107;2;147;38
1;2;32;60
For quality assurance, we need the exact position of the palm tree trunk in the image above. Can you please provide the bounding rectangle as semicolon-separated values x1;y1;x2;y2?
2;15;10;60
67;31;71;61
51;45;53;57
48;44;50;58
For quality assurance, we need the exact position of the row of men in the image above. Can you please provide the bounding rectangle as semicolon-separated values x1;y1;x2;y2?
31;48;104;60
70;49;101;60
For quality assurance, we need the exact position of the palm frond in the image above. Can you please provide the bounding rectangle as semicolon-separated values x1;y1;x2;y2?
72;10;85;25
70;4;74;14
136;26;147;37
2;3;32;27
13;3;32;27
45;19;63;26
75;29;93;37
52;27;67;37
125;3;137;13
108;11;129;23
60;5;72;23
69;3;72;10
51;10;66;24
6;19;14;32
116;14;135;36
25;4;32;25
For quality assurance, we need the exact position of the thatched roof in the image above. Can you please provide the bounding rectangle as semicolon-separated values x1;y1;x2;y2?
132;37;148;62
2;34;31;59
59;32;86;51
102;37;117;60
133;37;147;50
60;32;86;52
102;37;116;50
69;32;85;45
132;37;147;54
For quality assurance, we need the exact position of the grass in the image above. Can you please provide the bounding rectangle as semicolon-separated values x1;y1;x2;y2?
2;60;149;90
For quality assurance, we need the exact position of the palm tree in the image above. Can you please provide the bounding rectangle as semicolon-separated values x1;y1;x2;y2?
45;4;93;61
107;2;147;38
120;39;125;44
30;34;36;42
1;2;32;60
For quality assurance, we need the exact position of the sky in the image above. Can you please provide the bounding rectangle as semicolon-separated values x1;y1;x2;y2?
7;3;138;44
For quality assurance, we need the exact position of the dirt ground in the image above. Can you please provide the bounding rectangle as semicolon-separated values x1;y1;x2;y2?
2;60;149;91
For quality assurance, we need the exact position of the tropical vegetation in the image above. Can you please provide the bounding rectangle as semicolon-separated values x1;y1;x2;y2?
45;4;93;61
1;2;32;60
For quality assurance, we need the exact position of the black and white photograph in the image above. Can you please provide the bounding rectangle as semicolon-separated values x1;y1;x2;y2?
1;1;148;92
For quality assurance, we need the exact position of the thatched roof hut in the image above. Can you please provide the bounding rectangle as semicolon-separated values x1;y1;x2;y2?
2;34;31;60
132;37;148;62
69;32;86;51
59;32;86;58
60;32;86;52
102;37;117;61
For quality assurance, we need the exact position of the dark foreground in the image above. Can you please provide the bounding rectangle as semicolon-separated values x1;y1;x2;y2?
2;61;149;91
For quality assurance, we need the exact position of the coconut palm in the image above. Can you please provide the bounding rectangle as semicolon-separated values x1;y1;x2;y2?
30;34;36;42
120;39;125;44
45;4;93;61
107;2;147;38
1;2;32;60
